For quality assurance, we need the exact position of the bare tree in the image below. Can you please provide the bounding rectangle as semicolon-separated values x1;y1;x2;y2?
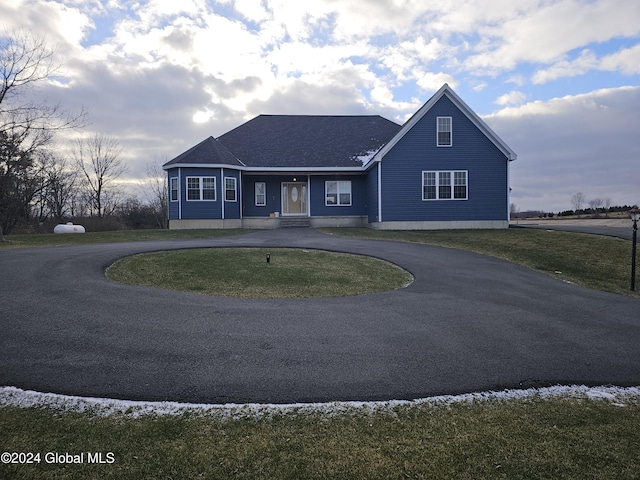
509;202;519;221
589;198;604;216
571;192;585;215
0;130;41;234
1;28;86;153
603;197;612;217
0;28;86;237
140;160;168;229
40;151;78;220
75;133;126;218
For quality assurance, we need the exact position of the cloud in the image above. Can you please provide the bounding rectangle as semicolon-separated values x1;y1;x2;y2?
532;49;599;84
416;72;457;92
495;90;527;106
485;86;640;211
464;0;640;74
601;43;640;75
3;0;639;208
533;43;640;84
0;0;92;48
245;80;366;116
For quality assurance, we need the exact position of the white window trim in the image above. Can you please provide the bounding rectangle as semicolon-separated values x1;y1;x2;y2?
170;177;179;202
255;182;266;206
436;116;452;147
422;170;468;201
186;176;217;201
325;180;352;206
224;176;237;202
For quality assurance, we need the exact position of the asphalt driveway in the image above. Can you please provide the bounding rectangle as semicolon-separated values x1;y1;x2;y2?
1;228;639;404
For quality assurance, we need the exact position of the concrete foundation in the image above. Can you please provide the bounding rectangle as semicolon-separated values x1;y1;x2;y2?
370;220;509;230
169;218;508;230
168;219;243;230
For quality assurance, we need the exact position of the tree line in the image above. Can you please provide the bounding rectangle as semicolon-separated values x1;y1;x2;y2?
511;192;636;220
0;29;166;237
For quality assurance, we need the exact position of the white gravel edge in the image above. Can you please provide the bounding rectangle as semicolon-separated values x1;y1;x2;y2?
2;385;639;419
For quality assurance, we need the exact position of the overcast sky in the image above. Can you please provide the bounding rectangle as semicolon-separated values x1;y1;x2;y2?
3;0;639;213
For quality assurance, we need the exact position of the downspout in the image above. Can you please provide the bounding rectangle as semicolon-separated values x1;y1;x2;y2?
166;170;171;223
239;171;243;222
377;161;382;224
178;167;182;220
506;160;510;224
307;174;311;217
221;168;225;220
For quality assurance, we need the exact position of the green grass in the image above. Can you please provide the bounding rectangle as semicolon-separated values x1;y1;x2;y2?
0;229;248;249
3;227;640;478
4;227;637;297
320;227;639;297
106;248;413;298
2;397;639;479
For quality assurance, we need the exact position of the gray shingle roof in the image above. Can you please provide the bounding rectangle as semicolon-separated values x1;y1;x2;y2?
165;115;401;169
163;136;244;167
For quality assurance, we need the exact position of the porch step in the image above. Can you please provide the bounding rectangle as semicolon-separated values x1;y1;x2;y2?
280;217;311;228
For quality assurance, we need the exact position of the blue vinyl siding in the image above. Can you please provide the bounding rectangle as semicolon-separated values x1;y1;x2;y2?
222;170;241;219
380;95;508;222
309;175;367;217
242;175;290;217
168;170;180;220
241;174;367;217
366;164;379;223
167;167;223;220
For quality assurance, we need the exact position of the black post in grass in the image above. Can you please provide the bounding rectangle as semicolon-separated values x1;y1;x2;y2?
630;206;639;291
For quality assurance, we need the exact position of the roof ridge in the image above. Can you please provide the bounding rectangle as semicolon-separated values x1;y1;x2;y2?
207;135;246;167
256;114;386;118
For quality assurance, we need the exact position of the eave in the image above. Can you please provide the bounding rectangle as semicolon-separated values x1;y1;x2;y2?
162;163;366;173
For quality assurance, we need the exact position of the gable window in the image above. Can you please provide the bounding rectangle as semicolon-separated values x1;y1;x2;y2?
255;182;266;206
325;181;351;206
437;116;452;146
224;177;237;202
170;177;178;202
187;176;216;201
423;171;467;200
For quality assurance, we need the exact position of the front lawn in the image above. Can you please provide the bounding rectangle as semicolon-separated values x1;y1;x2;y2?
0;228;248;249
320;228;638;297
1;390;639;480
106;247;413;298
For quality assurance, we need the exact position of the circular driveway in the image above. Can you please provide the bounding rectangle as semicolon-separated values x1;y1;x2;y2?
1;228;639;404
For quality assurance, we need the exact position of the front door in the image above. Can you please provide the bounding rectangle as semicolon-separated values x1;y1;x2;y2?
282;182;307;215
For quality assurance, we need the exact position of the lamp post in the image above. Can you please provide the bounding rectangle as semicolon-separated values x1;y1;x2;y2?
630;206;639;291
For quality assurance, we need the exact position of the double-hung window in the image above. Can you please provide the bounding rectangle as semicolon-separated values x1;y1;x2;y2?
186;176;216;201
438;172;452;199
325;181;352;206
224;177;237;202
437;116;452;146
255;182;266;206
453;171;467;199
170;177;178;202
423;171;467;200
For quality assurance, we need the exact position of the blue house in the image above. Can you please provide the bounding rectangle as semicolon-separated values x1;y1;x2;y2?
163;84;517;230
